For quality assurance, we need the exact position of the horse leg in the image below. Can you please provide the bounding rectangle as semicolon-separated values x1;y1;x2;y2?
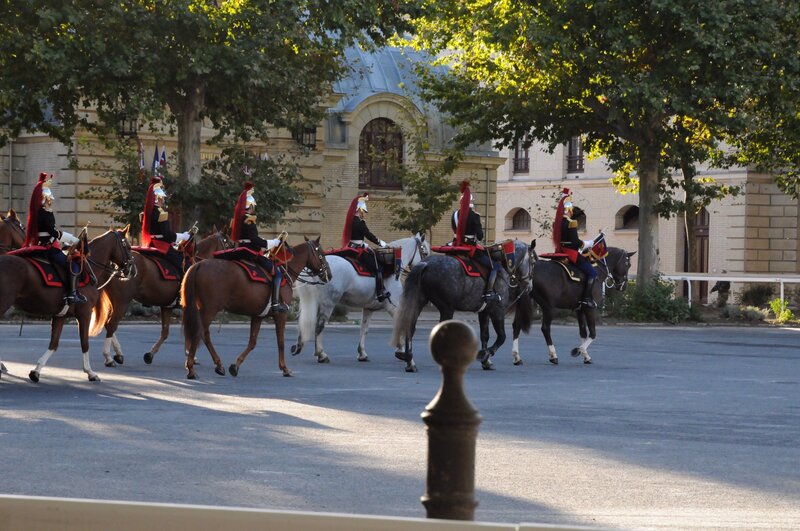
201;316;226;376
101;327;119;368
571;309;595;364
30;317;66;383
144;308;172;365
229;317;263;377
511;312;523;366
78;312;101;382
357;309;373;362
540;306;558;365
477;311;492;368
483;309;506;370
399;301;425;373
274;312;292;377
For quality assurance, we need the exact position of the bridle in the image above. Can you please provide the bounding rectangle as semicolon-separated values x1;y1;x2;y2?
505;244;534;306
597;250;628;291
88;230;136;289
399;235;429;282
290;240;330;285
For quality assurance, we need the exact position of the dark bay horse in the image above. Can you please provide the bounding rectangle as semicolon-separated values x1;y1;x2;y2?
0;228;134;382
98;230;233;367
0;209;25;254
182;237;331;379
390;240;534;372
515;244;634;365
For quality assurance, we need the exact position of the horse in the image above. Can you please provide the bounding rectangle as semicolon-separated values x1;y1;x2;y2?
292;234;430;363
98;229;233;367
390;240;534;372
0;228;134;382
0;209;25;254
181;237;331;379
513;244;635;365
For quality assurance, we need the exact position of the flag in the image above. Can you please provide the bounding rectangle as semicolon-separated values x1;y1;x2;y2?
160;147;166;170
152;145;159;174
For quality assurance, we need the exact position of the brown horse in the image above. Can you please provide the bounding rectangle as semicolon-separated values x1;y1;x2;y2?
0;228;134;382
98;230;233;367
182;237;331;379
0;209;25;254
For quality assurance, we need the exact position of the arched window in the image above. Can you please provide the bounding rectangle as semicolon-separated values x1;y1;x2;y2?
511;209;531;231
615;205;639;229
572;206;587;232
359;118;403;189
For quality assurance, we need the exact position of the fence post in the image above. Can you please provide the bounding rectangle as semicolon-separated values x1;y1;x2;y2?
421;320;482;521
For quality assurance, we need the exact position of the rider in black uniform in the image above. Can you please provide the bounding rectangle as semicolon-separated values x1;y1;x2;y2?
555;189;598;308
345;194;389;302
142;177;192;273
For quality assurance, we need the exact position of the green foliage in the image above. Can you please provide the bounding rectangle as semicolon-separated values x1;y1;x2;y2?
721;305;769;322
769;298;795;324
736;285;774;308
603;277;690;324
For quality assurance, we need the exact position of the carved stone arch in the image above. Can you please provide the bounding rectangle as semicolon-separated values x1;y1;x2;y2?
615;205;639;229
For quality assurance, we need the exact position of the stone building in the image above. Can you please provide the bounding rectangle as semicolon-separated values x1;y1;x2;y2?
0;47;503;250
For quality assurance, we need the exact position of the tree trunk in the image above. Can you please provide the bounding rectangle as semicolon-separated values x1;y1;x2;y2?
682;162;698;301
636;149;660;286
173;84;205;184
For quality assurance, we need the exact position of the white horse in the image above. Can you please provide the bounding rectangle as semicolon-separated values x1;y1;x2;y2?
292;234;429;363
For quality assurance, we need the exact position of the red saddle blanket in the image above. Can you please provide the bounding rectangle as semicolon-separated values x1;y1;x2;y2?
212;247;286;285
8;247;92;288
133;246;182;281
326;247;396;278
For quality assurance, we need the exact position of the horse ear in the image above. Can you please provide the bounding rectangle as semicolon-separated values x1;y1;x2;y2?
626;251;637;258
530;239;536;249
315;235;321;244
304;235;309;242
8;208;17;219
212;223;218;233
122;223;130;235
420;232;426;242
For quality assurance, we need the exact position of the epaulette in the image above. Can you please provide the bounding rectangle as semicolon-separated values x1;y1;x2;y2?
245;214;257;224
157;208;169;223
568;219;578;229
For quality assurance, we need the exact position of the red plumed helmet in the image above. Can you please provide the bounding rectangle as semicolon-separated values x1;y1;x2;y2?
231;181;256;241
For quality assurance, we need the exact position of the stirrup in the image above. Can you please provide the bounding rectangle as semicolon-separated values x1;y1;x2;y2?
65;292;87;305
271;302;289;313
482;291;501;303
580;298;597;309
376;291;390;302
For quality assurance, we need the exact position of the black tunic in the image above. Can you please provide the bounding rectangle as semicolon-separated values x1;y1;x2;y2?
37;209;62;245
451;209;484;243
148;207;177;244
560;217;582;251
238;215;269;251
350;216;380;245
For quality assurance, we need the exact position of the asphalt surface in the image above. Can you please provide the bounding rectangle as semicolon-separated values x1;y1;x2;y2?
0;319;798;530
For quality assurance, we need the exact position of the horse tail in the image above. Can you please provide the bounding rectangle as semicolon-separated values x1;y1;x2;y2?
296;284;318;345
89;289;113;337
182;264;202;348
390;262;428;347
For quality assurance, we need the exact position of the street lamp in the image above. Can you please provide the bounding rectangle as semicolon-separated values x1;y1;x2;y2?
118;115;139;138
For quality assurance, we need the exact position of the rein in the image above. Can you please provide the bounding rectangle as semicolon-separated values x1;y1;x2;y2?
87;231;135;290
597;250;626;290
287;241;329;285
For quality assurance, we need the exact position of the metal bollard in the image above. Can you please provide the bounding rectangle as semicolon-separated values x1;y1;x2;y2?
421;320;482;520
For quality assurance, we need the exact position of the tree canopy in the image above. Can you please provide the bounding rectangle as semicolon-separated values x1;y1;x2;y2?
408;0;800;284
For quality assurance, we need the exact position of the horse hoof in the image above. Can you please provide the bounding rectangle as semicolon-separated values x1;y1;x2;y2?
218;364;229;376
1;362;7;373
187;371;197;380
481;361;495;371
290;344;300;356
584;359;593;365
89;374;101;382
513;359;523;366
395;351;408;362
104;359;117;368
549;358;559;365
405;365;417;373
570;348;580;357
29;371;39;383
143;352;154;365
113;354;124;365
357;355;369;362
283;370;293;377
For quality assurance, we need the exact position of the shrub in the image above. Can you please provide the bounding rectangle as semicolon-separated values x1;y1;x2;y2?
721;304;768;321
769;298;795;323
603;276;690;324
737;284;774;307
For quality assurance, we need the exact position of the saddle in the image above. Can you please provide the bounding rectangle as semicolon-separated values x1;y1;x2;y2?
8;246;92;288
538;253;584;282
133;246;183;281
429;245;485;278
326;246;398;279
212;247;286;286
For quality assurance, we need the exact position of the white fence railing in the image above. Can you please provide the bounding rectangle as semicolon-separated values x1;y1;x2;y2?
0;495;605;531
661;273;800;307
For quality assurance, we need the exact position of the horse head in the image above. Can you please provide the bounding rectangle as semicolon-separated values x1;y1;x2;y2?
302;236;332;282
0;208;25;251
390;233;430;270
89;226;136;281
602;247;636;291
196;230;233;259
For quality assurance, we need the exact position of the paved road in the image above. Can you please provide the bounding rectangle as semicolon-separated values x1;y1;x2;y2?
0;320;798;530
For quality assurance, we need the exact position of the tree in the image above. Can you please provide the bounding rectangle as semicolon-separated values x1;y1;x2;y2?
409;0;797;285
0;0;418;183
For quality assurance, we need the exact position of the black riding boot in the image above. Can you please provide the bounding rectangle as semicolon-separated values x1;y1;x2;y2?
66;272;87;305
581;277;597;308
376;274;389;302
271;272;288;313
482;269;501;303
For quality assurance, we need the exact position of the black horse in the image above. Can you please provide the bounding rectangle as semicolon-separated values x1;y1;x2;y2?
510;243;634;365
390;240;534;372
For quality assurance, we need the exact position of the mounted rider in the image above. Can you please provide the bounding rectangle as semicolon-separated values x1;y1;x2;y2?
140;176;194;274
342;193;389;302
23;172;86;304
553;187;598;308
230;181;289;313
451;181;501;303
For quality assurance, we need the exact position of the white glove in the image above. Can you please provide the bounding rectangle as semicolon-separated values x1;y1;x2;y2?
266;238;281;250
379;240;387;247
581;240;593;252
60;231;79;246
175;232;191;243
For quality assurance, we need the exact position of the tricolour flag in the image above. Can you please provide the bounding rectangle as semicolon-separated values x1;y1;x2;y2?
152;145;160;174
160;147;166;170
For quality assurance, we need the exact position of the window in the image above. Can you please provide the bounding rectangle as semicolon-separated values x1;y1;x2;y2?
513;136;529;174
572;206;587;231
359;118;403;189
567;136;584;173
511;209;531;231
293;124;317;149
615;206;639;229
